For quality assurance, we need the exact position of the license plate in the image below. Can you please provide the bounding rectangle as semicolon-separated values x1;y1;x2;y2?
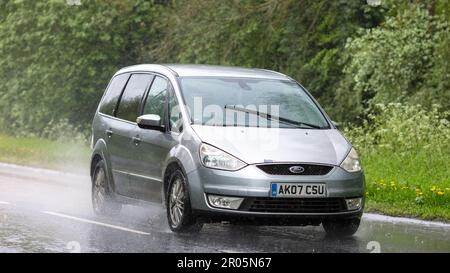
271;183;326;198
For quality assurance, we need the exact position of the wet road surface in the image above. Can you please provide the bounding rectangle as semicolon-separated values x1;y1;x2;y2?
0;163;449;253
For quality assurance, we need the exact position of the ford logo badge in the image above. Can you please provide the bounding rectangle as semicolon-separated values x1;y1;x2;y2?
289;166;305;174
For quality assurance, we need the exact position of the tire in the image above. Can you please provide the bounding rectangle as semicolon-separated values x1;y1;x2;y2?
91;159;122;216
322;217;361;237
166;168;202;233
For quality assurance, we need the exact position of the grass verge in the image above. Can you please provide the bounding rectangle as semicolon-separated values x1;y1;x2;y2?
0;134;90;174
362;149;449;222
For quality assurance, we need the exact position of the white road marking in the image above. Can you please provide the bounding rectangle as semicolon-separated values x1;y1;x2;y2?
42;211;150;235
0;201;10;205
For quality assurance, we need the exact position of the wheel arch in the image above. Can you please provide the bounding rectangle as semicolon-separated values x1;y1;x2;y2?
90;138;116;192
161;143;199;202
162;158;188;205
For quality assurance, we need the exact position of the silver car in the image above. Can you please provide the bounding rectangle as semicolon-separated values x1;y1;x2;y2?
90;64;364;236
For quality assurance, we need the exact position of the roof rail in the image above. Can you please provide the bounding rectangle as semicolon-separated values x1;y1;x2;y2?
257;68;291;80
161;64;179;77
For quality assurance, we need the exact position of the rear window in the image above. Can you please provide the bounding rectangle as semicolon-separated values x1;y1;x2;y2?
99;73;130;116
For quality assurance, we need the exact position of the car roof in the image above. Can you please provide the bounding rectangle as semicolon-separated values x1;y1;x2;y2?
115;64;291;80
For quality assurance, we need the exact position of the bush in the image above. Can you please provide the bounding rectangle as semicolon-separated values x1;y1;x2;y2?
343;103;450;220
152;0;383;111
6;115;88;143
0;0;164;138
334;5;450;122
344;103;449;154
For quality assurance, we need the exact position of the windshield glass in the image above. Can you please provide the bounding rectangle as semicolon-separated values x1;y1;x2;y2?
179;77;330;129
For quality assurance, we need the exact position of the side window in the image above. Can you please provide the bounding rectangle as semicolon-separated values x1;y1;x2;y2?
142;76;168;124
168;87;182;132
99;73;129;116
116;74;153;122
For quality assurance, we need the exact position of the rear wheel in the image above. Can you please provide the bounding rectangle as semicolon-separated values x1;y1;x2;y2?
92;160;122;216
166;169;202;233
322;217;361;237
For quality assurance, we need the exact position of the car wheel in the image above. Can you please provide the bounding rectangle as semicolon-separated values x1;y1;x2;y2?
92;160;122;216
322;217;361;237
166;169;202;233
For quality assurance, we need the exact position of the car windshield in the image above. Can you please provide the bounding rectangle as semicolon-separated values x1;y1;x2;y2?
179;77;330;129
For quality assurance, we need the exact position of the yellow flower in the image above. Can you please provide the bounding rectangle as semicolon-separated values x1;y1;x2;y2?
437;191;444;196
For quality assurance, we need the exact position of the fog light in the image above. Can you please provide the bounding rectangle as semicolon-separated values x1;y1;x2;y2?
207;195;244;210
345;198;362;211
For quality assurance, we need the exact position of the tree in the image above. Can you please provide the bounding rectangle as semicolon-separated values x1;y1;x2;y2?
0;0;164;138
334;4;449;123
149;0;383;113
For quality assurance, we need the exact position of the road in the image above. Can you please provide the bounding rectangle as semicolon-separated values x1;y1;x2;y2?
0;163;449;253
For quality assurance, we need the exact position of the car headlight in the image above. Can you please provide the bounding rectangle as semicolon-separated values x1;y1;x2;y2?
199;143;246;171
340;147;361;172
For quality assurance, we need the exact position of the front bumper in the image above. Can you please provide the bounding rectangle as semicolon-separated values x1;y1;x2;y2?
186;164;365;223
194;209;362;226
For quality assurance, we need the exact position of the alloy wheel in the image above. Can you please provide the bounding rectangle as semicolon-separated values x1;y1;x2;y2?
169;177;185;227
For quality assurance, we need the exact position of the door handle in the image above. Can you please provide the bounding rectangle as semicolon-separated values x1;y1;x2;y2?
105;129;113;138
132;136;141;145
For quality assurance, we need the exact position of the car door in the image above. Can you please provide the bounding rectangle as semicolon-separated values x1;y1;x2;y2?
97;73;130;194
109;73;154;197
128;76;179;202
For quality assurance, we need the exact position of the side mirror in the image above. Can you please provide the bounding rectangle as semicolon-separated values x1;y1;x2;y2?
136;114;165;131
331;120;339;128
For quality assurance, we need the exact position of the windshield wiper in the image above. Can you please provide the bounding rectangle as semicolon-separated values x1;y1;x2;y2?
224;105;324;129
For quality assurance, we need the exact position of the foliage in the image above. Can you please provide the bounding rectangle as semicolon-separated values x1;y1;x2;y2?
150;0;383;109
0;1;448;136
335;5;450;122
0;0;164;137
344;103;449;153
343;103;450;220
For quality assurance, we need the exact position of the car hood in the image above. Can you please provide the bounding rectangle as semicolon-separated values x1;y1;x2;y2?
191;125;350;166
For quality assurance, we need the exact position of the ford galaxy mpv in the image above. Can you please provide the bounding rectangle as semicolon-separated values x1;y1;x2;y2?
90;64;364;236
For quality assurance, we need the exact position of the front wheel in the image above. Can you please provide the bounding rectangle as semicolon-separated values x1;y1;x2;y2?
322;217;361;237
166;169;202;233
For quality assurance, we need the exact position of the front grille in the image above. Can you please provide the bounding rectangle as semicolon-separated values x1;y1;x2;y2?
240;197;346;213
256;164;333;175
